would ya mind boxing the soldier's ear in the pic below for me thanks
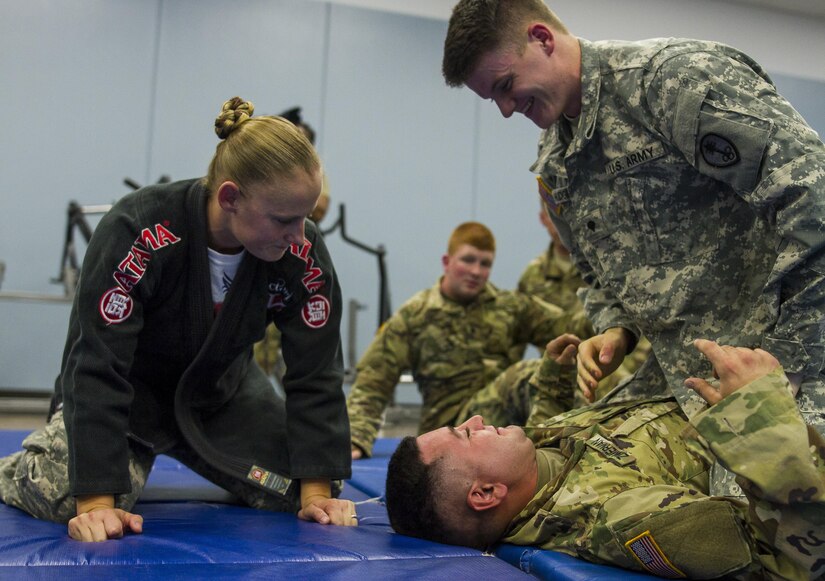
[467,482,508,512]
[527,23,555,55]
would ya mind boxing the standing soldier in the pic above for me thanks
[442,0,825,494]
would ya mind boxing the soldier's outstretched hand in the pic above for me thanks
[686,339,780,404]
[546,334,581,366]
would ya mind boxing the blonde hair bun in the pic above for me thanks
[214,96,255,139]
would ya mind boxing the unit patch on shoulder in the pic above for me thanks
[625,530,685,579]
[99,287,133,324]
[302,295,330,329]
[700,133,739,168]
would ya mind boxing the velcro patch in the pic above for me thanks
[247,465,292,496]
[604,141,666,175]
[585,434,635,466]
[694,110,770,192]
[700,133,739,167]
[626,530,685,578]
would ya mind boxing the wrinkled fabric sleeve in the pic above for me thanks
[646,50,825,378]
[525,355,577,425]
[689,369,825,577]
[277,226,350,480]
[61,209,151,496]
[515,291,595,347]
[551,213,640,344]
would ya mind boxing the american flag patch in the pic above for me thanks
[537,175,562,215]
[625,530,685,578]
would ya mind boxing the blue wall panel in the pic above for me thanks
[1,0,823,391]
[0,0,160,390]
[322,5,476,364]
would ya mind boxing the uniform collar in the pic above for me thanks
[530,38,601,199]
[427,278,498,309]
[573,38,601,150]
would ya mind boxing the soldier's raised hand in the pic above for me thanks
[686,339,780,404]
[576,327,630,403]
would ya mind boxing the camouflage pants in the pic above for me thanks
[0,410,154,523]
[254,325,286,384]
[456,345,651,430]
[456,359,572,426]
[0,410,301,523]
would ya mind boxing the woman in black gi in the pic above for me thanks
[0,97,354,541]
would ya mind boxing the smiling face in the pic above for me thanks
[417,415,536,486]
[464,25,581,129]
[440,243,494,303]
[211,168,321,261]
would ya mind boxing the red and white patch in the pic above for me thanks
[301,295,330,329]
[99,287,133,324]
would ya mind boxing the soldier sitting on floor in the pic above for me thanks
[347,221,592,459]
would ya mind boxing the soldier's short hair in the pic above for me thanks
[448,221,496,255]
[443,0,568,87]
[385,437,448,542]
[386,436,491,550]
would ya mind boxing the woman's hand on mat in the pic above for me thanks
[69,496,143,542]
[298,497,358,527]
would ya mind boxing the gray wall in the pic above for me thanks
[1,0,824,392]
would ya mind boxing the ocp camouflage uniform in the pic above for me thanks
[533,38,825,439]
[254,325,285,381]
[503,367,825,580]
[0,409,297,522]
[347,280,592,456]
[518,242,652,404]
[518,242,585,313]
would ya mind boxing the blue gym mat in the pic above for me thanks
[0,430,654,580]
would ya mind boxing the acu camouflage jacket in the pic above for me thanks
[532,38,825,430]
